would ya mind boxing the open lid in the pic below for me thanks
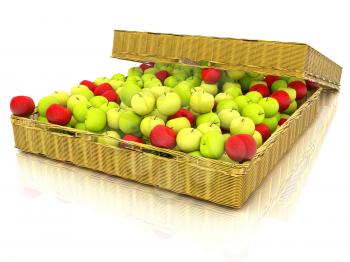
[111,30,342,90]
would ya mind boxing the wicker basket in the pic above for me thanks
[11,30,342,208]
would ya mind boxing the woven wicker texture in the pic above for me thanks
[112,30,342,90]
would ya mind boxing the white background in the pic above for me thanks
[1,0,349,261]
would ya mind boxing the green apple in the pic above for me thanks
[283,100,297,115]
[234,95,252,113]
[173,71,187,81]
[109,79,124,90]
[72,100,92,122]
[247,72,263,79]
[166,117,191,134]
[200,81,218,96]
[71,85,94,99]
[245,91,263,103]
[239,75,253,92]
[186,76,201,87]
[106,108,124,129]
[258,97,279,118]
[75,122,87,130]
[94,77,110,86]
[189,90,214,114]
[119,82,141,107]
[227,70,245,81]
[216,100,239,113]
[156,91,181,115]
[275,112,281,122]
[140,116,165,137]
[176,128,202,152]
[68,116,77,127]
[197,123,222,134]
[242,103,265,124]
[131,90,155,115]
[222,133,231,142]
[223,82,242,93]
[145,108,168,122]
[142,73,156,83]
[126,75,143,87]
[89,96,108,108]
[144,78,162,89]
[288,77,306,84]
[85,108,107,132]
[196,112,220,127]
[164,76,178,88]
[279,87,297,101]
[271,79,288,92]
[253,131,263,148]
[230,117,255,135]
[262,115,278,132]
[97,131,120,146]
[188,151,203,157]
[37,96,60,116]
[146,84,165,99]
[51,91,69,106]
[219,152,236,163]
[144,68,158,75]
[111,73,125,82]
[99,102,119,112]
[66,95,87,112]
[249,80,268,88]
[218,109,240,129]
[199,131,225,159]
[128,67,143,77]
[215,92,233,104]
[37,116,48,123]
[173,81,193,107]
[118,110,142,134]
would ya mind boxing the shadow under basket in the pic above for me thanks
[11,30,342,208]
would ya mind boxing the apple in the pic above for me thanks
[216,100,239,113]
[227,70,245,80]
[144,68,158,75]
[249,80,267,88]
[143,78,162,89]
[200,81,218,96]
[80,80,96,92]
[118,110,142,135]
[218,109,240,130]
[89,96,108,108]
[249,84,270,97]
[258,97,279,117]
[100,90,119,103]
[140,116,165,137]
[37,116,48,123]
[239,75,253,92]
[68,116,77,127]
[38,96,60,116]
[71,85,94,99]
[278,114,289,126]
[94,77,110,86]
[186,76,201,87]
[166,117,191,134]
[245,91,263,103]
[46,104,72,126]
[271,79,288,92]
[215,92,233,104]
[253,131,263,148]
[234,95,252,113]
[139,62,154,72]
[262,115,278,132]
[51,91,70,106]
[255,123,271,142]
[225,86,243,99]
[111,73,125,82]
[189,90,214,114]
[199,131,225,159]
[288,81,307,100]
[225,134,256,162]
[196,112,220,127]
[188,151,203,157]
[126,75,143,87]
[197,123,222,134]
[278,87,296,101]
[175,128,202,152]
[264,75,280,88]
[201,68,221,84]
[145,108,168,122]
[230,117,255,135]
[173,71,188,82]
[288,77,306,84]
[283,100,297,115]
[155,70,170,83]
[305,80,318,90]
[150,125,177,149]
[119,82,142,107]
[72,100,91,122]
[99,101,119,113]
[173,81,193,107]
[164,76,178,87]
[169,108,195,127]
[157,91,182,115]
[146,84,165,99]
[247,72,263,79]
[142,73,156,83]
[128,67,143,77]
[106,108,124,129]
[85,108,106,132]
[10,96,35,117]
[223,82,241,92]
[131,90,155,115]
[120,134,145,148]
[270,90,291,112]
[242,103,265,124]
[97,131,120,146]
[75,122,86,130]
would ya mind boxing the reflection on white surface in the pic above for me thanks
[16,91,338,256]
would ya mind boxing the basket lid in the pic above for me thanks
[111,30,342,90]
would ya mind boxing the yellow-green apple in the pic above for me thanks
[173,81,193,107]
[196,112,220,127]
[109,79,124,90]
[189,90,214,114]
[199,131,225,159]
[144,78,162,89]
[215,92,233,104]
[85,108,106,132]
[75,122,87,130]
[166,117,191,134]
[97,131,120,146]
[245,91,263,103]
[271,79,288,92]
[188,151,203,157]
[94,77,110,86]
[142,73,156,83]
[72,100,92,122]
[227,70,245,81]
[126,75,143,87]
[216,100,239,113]
[145,108,168,122]
[156,91,181,115]
[283,100,297,115]
[200,81,218,96]
[37,96,60,116]
[230,117,255,135]
[253,131,263,148]
[258,97,279,117]
[262,115,279,132]
[218,109,240,130]
[176,128,202,152]
[118,110,142,135]
[128,67,143,77]
[119,82,141,107]
[234,96,252,113]
[140,116,165,138]
[131,90,155,115]
[242,103,265,124]
[71,85,94,99]
[99,102,119,113]
[111,73,125,82]
[107,108,124,129]
[197,123,222,134]
[164,76,178,87]
[89,96,108,108]
[51,91,69,106]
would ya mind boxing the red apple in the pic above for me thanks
[225,134,257,162]
[119,134,145,148]
[46,104,72,125]
[94,83,113,96]
[201,68,221,84]
[278,118,288,126]
[255,123,271,142]
[249,84,270,97]
[264,75,280,88]
[155,70,170,84]
[270,90,291,112]
[305,79,318,90]
[80,80,96,92]
[150,125,177,149]
[10,96,35,117]
[169,108,195,127]
[102,90,120,103]
[139,62,155,72]
[288,81,307,100]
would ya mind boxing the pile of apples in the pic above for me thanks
[10,62,315,163]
